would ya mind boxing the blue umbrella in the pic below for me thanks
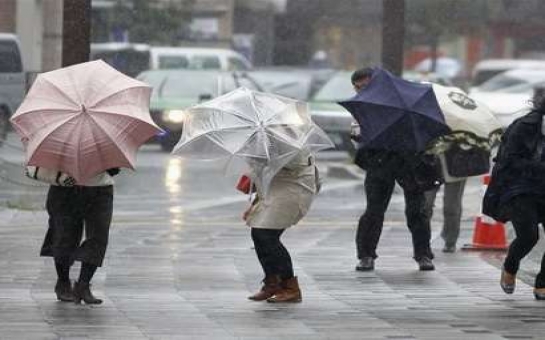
[339,68,450,151]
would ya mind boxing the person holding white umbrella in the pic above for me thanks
[424,85,502,253]
[173,87,334,302]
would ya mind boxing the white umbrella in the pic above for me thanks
[172,87,334,193]
[432,84,502,139]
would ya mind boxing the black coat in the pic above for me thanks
[483,110,545,222]
[354,147,442,192]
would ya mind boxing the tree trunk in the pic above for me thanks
[381,0,405,76]
[62,0,91,67]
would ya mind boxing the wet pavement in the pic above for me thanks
[0,136,544,340]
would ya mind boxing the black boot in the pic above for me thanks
[73,281,103,305]
[55,279,74,302]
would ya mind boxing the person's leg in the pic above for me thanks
[43,186,84,301]
[441,180,466,251]
[356,170,395,261]
[532,204,545,296]
[423,186,439,223]
[503,196,540,276]
[249,228,286,301]
[73,186,113,305]
[404,189,434,269]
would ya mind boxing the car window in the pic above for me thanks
[478,74,528,92]
[502,80,545,94]
[312,73,353,101]
[142,73,220,98]
[189,56,221,70]
[0,40,22,73]
[228,57,249,71]
[158,56,189,69]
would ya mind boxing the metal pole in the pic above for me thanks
[62,0,91,67]
[381,0,405,76]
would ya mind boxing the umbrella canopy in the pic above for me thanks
[432,84,502,139]
[338,68,450,152]
[10,60,162,183]
[172,87,334,192]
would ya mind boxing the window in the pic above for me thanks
[189,56,221,70]
[0,40,22,73]
[158,56,189,69]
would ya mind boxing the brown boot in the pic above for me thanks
[267,277,302,303]
[248,276,281,301]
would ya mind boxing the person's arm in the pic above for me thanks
[501,124,545,179]
[25,166,75,186]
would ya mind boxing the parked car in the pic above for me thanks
[469,69,545,127]
[137,69,262,151]
[470,59,545,91]
[0,33,25,143]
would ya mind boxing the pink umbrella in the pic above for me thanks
[10,60,162,184]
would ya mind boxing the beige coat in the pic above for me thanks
[246,151,317,229]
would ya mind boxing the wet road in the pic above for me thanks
[1,135,545,339]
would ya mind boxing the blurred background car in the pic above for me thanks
[469,69,545,127]
[470,59,545,92]
[247,67,335,101]
[137,69,262,151]
[0,33,24,143]
[412,56,463,80]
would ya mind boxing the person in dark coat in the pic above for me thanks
[497,89,545,300]
[350,68,438,272]
[25,166,119,305]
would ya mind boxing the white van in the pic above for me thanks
[149,47,252,71]
[0,33,25,141]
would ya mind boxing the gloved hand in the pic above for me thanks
[59,174,76,187]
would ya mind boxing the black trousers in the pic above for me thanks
[356,169,433,260]
[251,228,294,280]
[41,185,113,267]
[504,195,545,288]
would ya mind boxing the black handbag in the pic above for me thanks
[443,145,490,178]
[397,153,443,193]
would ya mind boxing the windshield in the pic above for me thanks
[312,72,353,101]
[140,72,220,98]
[479,74,528,92]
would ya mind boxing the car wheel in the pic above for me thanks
[0,107,10,147]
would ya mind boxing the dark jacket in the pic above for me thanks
[483,110,545,222]
[354,147,442,192]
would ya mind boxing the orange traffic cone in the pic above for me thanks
[462,175,508,251]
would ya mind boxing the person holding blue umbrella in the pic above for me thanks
[341,67,449,272]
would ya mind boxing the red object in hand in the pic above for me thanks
[236,175,253,194]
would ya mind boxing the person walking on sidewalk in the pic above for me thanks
[243,150,318,303]
[493,88,545,300]
[350,67,437,272]
[25,166,119,304]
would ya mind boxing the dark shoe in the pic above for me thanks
[73,281,103,305]
[267,277,302,303]
[248,276,281,301]
[54,279,74,302]
[534,288,545,300]
[500,270,516,294]
[355,257,374,271]
[442,244,456,253]
[416,257,435,271]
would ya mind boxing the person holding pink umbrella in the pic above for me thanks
[25,165,119,304]
[11,60,162,304]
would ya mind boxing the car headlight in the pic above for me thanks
[162,110,186,124]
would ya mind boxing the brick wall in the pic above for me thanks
[0,0,16,32]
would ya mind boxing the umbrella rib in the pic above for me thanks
[41,77,81,107]
[190,107,257,125]
[91,85,152,109]
[178,131,241,157]
[85,115,138,168]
